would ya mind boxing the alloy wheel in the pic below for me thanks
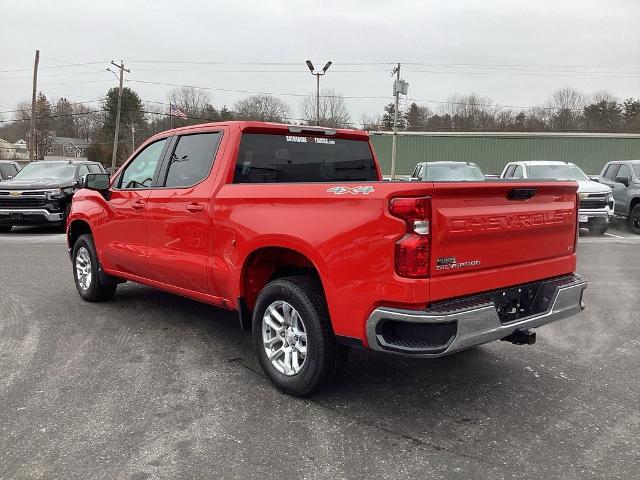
[75,246,92,291]
[262,300,308,376]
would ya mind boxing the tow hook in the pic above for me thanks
[501,328,536,345]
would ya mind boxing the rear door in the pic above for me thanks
[145,131,223,293]
[428,181,578,299]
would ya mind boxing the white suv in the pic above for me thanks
[500,161,614,235]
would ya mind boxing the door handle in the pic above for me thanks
[131,200,145,210]
[186,203,204,213]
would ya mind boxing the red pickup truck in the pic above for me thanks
[67,121,587,395]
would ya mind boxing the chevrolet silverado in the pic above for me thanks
[67,122,587,395]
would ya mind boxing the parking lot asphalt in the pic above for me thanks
[0,222,638,480]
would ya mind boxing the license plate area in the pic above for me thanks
[427,275,581,324]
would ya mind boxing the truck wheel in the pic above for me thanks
[631,205,640,235]
[252,275,346,396]
[72,234,117,302]
[588,219,608,235]
[0,226,11,233]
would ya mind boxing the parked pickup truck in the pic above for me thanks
[501,161,614,235]
[0,160,106,232]
[67,122,587,395]
[598,160,640,234]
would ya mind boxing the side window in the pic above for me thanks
[88,164,103,173]
[604,164,620,181]
[0,164,15,179]
[77,164,89,180]
[162,133,221,188]
[512,165,524,179]
[119,138,167,190]
[617,164,631,182]
[504,165,516,178]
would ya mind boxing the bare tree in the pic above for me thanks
[300,88,351,128]
[590,90,618,104]
[440,93,499,130]
[359,113,382,131]
[168,86,213,119]
[72,103,101,140]
[234,94,290,122]
[546,87,586,130]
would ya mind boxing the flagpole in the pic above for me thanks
[169,102,173,130]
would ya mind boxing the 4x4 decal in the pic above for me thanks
[327,186,375,195]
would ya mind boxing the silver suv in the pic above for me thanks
[599,160,640,234]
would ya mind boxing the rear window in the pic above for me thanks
[233,133,378,183]
[634,164,640,178]
[423,164,485,181]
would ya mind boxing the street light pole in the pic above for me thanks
[306,60,332,126]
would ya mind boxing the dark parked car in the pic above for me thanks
[599,160,640,234]
[0,160,105,232]
[410,161,487,181]
[0,160,20,181]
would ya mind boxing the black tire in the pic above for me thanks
[630,204,640,235]
[72,233,117,302]
[60,202,72,233]
[588,221,608,236]
[252,275,347,396]
[0,225,11,233]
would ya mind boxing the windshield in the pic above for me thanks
[527,164,589,181]
[13,162,77,181]
[423,164,486,181]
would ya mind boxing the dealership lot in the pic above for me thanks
[0,223,638,479]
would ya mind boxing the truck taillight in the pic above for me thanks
[389,196,431,278]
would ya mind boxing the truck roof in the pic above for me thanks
[153,121,369,140]
[511,160,573,166]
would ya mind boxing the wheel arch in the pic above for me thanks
[67,219,93,251]
[239,245,327,315]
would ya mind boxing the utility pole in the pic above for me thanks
[110,60,129,172]
[29,49,39,161]
[305,60,332,126]
[390,63,408,180]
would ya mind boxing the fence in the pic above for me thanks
[369,131,640,175]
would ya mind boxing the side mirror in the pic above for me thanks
[615,176,630,187]
[83,172,110,191]
[7,176,12,180]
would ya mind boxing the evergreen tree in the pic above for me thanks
[54,98,75,137]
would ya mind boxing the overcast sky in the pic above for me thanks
[2,0,640,123]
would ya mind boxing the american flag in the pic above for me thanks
[169,103,188,119]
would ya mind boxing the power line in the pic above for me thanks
[0,61,108,74]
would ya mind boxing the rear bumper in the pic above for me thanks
[366,274,587,357]
[0,208,64,225]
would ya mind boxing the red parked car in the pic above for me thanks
[67,121,587,395]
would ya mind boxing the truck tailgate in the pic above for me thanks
[428,181,578,300]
